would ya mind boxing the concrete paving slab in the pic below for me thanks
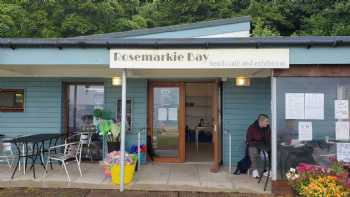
[168,164,200,186]
[133,163,171,185]
[0,163,270,194]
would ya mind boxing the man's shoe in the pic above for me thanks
[263,170,271,177]
[252,169,259,178]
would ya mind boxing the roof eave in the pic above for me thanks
[1,37,350,49]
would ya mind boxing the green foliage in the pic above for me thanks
[251,17,280,37]
[1,0,350,37]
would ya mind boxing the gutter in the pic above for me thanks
[1,37,350,49]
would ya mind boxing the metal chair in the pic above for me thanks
[0,140,15,169]
[44,140,83,182]
[258,149,271,191]
[79,132,93,161]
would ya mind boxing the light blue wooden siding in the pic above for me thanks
[222,78,271,166]
[0,78,62,137]
[290,47,350,64]
[0,48,108,65]
[126,22,250,39]
[0,78,147,147]
[104,78,147,163]
[104,79,147,150]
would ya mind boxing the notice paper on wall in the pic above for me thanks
[168,108,178,121]
[158,108,167,121]
[336,121,350,140]
[305,93,324,120]
[298,121,313,141]
[285,93,305,119]
[337,143,350,162]
[335,100,349,120]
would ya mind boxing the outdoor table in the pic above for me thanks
[4,133,62,179]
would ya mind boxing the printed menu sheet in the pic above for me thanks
[304,93,324,120]
[158,108,167,121]
[337,143,350,162]
[336,121,350,140]
[168,108,178,121]
[298,121,313,141]
[335,100,349,120]
[285,93,305,119]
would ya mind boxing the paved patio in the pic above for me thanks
[0,162,270,194]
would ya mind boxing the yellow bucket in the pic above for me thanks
[111,163,136,185]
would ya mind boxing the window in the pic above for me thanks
[0,89,25,112]
[68,84,104,133]
[276,77,350,179]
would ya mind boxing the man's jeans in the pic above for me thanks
[248,146,269,174]
[248,146,260,171]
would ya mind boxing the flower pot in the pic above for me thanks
[107,141,120,152]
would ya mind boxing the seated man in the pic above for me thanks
[246,114,271,178]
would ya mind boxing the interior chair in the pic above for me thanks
[44,140,83,182]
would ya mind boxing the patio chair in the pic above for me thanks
[0,140,15,169]
[66,132,94,161]
[43,141,83,182]
[79,132,93,161]
[1,136,33,174]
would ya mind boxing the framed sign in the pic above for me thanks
[117,98,132,132]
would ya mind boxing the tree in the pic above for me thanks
[252,17,280,37]
[1,0,350,38]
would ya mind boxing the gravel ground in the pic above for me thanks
[0,188,274,197]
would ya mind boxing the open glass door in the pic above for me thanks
[149,82,185,162]
[211,80,221,172]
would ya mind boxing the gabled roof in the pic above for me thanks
[75,16,251,39]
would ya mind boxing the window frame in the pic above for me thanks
[0,89,25,112]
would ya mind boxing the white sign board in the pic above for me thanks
[335,100,349,119]
[305,93,324,120]
[158,108,167,121]
[168,108,178,121]
[336,121,350,140]
[286,93,305,119]
[109,49,289,69]
[298,121,313,141]
[337,143,350,162]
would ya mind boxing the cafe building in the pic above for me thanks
[1,16,350,192]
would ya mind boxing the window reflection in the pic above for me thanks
[276,78,350,179]
[68,84,104,160]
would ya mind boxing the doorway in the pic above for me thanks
[148,81,186,162]
[148,80,221,168]
[185,82,214,162]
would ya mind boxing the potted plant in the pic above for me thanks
[93,109,121,152]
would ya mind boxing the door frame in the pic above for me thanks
[147,80,221,166]
[147,81,186,163]
[211,79,221,172]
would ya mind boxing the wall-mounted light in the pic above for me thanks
[112,76,121,86]
[235,76,250,87]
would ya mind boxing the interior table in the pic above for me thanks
[195,126,212,152]
[4,133,62,179]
